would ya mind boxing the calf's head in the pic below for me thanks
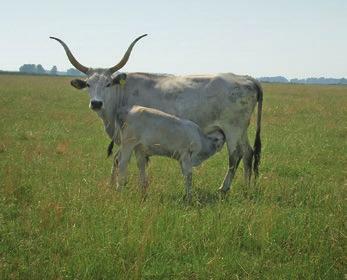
[207,130,225,153]
[191,130,225,167]
[50,34,147,111]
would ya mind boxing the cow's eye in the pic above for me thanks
[106,83,111,88]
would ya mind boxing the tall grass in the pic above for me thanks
[0,75,346,279]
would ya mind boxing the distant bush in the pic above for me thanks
[258,76,289,83]
[19,64,39,74]
[66,68,84,77]
[50,66,58,75]
[17,64,84,77]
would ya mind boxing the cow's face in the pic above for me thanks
[50,34,146,111]
[70,72,127,111]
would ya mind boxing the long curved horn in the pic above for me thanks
[49,36,89,74]
[108,34,147,74]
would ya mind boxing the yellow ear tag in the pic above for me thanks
[119,79,126,88]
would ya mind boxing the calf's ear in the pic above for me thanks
[112,73,127,86]
[71,79,87,89]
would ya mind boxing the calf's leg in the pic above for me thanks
[180,153,193,202]
[134,146,149,196]
[117,144,134,191]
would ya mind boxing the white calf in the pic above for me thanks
[114,105,225,200]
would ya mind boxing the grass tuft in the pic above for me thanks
[0,76,346,279]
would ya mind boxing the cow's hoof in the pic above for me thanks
[140,191,148,202]
[218,187,229,199]
[183,194,192,204]
[109,180,117,188]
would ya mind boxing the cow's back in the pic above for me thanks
[126,73,259,133]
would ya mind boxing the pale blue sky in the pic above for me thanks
[1,0,346,78]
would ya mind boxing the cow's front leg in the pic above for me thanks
[110,149,120,186]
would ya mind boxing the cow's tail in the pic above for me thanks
[253,81,263,178]
[107,140,114,158]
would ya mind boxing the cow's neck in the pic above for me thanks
[97,86,129,140]
[98,109,116,139]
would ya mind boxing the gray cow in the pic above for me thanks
[114,105,225,200]
[50,34,263,193]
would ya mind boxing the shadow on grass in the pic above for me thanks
[162,182,265,208]
[195,188,226,205]
[163,187,230,207]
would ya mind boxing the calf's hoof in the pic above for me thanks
[116,184,126,192]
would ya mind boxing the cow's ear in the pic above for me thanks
[71,79,87,89]
[112,73,127,86]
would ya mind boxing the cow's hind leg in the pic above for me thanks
[240,132,253,187]
[219,128,243,194]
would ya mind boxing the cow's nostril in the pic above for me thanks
[90,100,103,110]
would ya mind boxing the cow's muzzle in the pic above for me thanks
[90,100,103,111]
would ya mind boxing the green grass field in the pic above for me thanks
[0,74,346,279]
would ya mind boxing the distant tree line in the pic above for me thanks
[290,77,347,85]
[18,64,84,77]
[5,65,347,85]
[258,76,347,85]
